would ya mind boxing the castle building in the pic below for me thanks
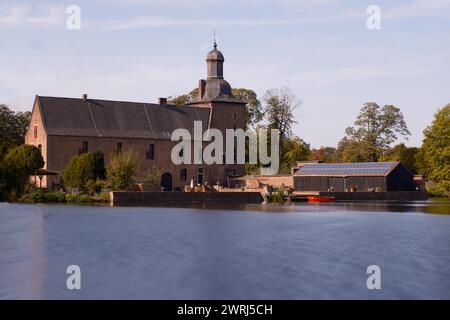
[25,43,247,190]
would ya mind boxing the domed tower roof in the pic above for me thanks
[187,40,245,105]
[206,42,224,62]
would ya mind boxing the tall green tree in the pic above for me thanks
[421,104,450,196]
[1,144,44,200]
[0,104,31,163]
[0,104,31,147]
[340,103,410,161]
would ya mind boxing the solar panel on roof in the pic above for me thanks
[295,162,398,176]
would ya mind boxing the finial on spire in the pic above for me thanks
[213,28,217,49]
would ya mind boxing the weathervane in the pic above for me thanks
[213,28,217,49]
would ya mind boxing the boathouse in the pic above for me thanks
[293,162,417,192]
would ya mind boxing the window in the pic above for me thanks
[180,168,187,181]
[38,144,42,154]
[33,126,38,139]
[82,141,88,154]
[146,143,155,159]
[117,142,123,153]
[197,167,204,185]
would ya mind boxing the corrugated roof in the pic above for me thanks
[294,162,400,177]
[37,96,211,139]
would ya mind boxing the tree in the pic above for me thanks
[168,88,199,106]
[107,151,139,191]
[379,143,419,174]
[62,151,106,192]
[0,104,31,146]
[342,103,410,161]
[1,144,44,199]
[280,137,310,172]
[421,104,450,196]
[263,87,299,155]
[336,137,370,162]
[309,147,337,163]
[232,88,263,128]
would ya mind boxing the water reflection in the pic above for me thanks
[114,199,450,215]
[0,200,449,299]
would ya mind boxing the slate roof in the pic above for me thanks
[36,96,211,140]
[294,162,400,177]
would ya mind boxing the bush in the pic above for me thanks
[427,181,450,198]
[20,189,66,203]
[66,193,93,203]
[62,151,106,192]
[107,151,139,191]
[96,191,110,202]
[143,166,161,191]
[267,190,285,203]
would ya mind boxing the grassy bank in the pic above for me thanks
[19,189,110,204]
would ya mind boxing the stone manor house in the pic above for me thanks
[25,42,247,191]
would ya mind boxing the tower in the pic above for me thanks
[187,39,247,181]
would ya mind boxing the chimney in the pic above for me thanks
[198,79,206,99]
[82,94,88,102]
[158,97,167,107]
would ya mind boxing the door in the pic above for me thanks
[161,172,172,191]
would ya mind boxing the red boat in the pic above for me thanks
[307,196,336,202]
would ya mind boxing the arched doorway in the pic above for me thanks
[161,172,172,191]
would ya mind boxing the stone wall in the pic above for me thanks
[110,191,264,206]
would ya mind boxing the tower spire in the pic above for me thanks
[213,29,217,49]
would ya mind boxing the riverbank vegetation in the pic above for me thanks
[14,149,141,203]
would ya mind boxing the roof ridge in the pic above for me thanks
[37,95,193,108]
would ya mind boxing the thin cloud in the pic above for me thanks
[0,4,65,28]
[383,0,450,19]
[100,13,361,31]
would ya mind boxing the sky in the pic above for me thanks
[1,0,449,148]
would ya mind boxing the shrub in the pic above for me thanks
[62,151,106,192]
[427,181,450,198]
[20,189,66,203]
[66,193,93,203]
[143,166,161,191]
[107,151,139,191]
[267,190,285,203]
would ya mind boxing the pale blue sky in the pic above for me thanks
[1,0,449,148]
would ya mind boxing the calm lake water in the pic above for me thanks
[1,200,449,299]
